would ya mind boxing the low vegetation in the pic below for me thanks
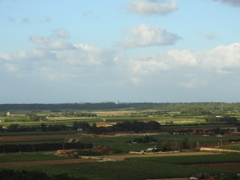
[5,154,240,180]
[0,154,71,163]
[1,103,240,179]
[220,144,240,151]
[0,169,86,180]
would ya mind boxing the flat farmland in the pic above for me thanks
[0,159,95,168]
[0,151,216,168]
[0,134,80,142]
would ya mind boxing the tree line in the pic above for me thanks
[1,117,239,134]
[61,111,97,117]
[0,123,68,132]
[205,115,237,123]
[1,102,240,112]
[72,120,161,134]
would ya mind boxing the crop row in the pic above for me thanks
[0,154,71,163]
[0,142,92,153]
[126,153,240,165]
[8,159,232,180]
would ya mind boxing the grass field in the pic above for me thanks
[126,153,240,165]
[1,133,240,152]
[0,110,207,127]
[66,134,240,153]
[220,144,240,150]
[0,153,71,163]
[0,109,240,179]
[5,154,239,180]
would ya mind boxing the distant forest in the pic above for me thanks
[1,102,240,112]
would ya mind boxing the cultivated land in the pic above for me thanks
[1,105,240,179]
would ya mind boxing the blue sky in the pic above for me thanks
[0,0,240,103]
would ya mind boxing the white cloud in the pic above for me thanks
[115,24,182,48]
[181,78,208,88]
[1,28,240,90]
[213,0,240,7]
[198,32,219,41]
[199,43,240,69]
[48,40,73,50]
[4,63,18,71]
[130,77,142,86]
[216,69,231,74]
[29,35,74,50]
[168,49,198,66]
[126,0,178,16]
[0,33,119,82]
[124,43,240,87]
[52,28,70,39]
[29,36,49,45]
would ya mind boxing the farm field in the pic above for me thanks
[194,163,240,173]
[1,132,240,152]
[0,153,72,163]
[0,134,79,143]
[219,144,240,150]
[3,153,240,180]
[1,105,240,179]
[0,109,239,129]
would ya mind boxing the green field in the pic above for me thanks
[126,153,240,164]
[0,153,71,163]
[220,144,240,150]
[4,154,239,180]
[79,134,240,152]
[0,108,240,179]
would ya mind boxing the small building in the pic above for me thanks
[146,148,157,152]
[77,128,83,132]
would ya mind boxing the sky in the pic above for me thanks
[0,0,240,103]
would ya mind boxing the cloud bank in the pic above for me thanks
[1,28,240,89]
